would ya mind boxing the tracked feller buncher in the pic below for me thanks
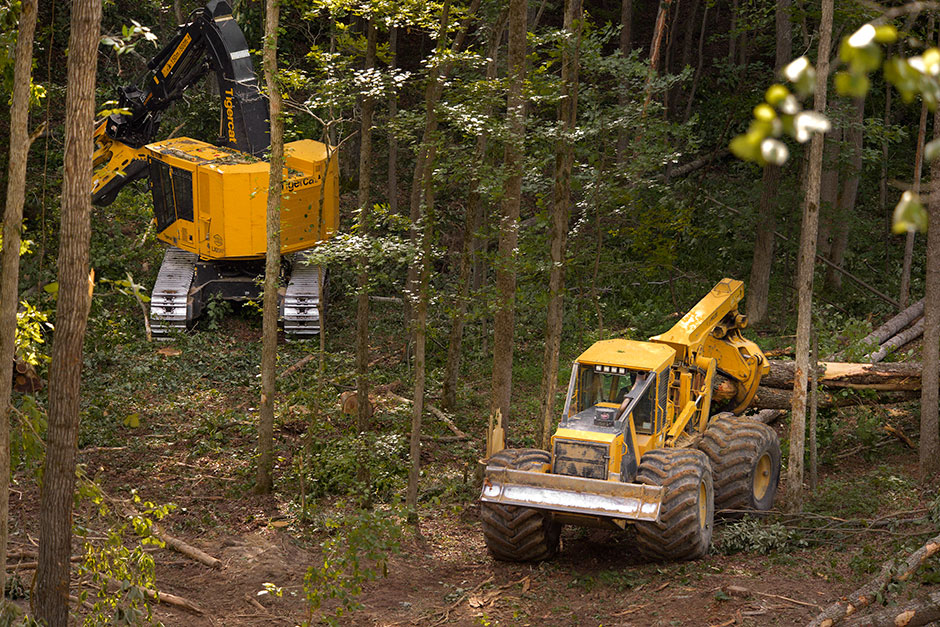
[91,0,339,338]
[480,279,781,562]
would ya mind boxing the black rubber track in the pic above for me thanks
[480,449,561,562]
[634,448,714,562]
[698,413,781,516]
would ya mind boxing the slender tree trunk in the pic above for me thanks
[257,0,283,495]
[616,0,633,161]
[388,26,398,214]
[826,98,864,290]
[35,0,101,621]
[0,0,38,602]
[785,0,831,514]
[404,0,479,332]
[746,0,791,325]
[921,102,940,480]
[620,0,632,54]
[643,0,673,111]
[728,0,738,61]
[902,35,931,308]
[683,3,709,123]
[882,83,892,274]
[356,19,377,501]
[538,0,581,449]
[441,18,505,411]
[407,144,435,517]
[490,0,527,433]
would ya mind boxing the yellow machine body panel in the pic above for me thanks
[576,338,675,372]
[650,278,745,362]
[145,137,339,260]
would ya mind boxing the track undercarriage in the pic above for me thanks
[149,247,323,339]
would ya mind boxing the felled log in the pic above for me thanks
[857,299,924,351]
[844,589,940,627]
[760,360,922,391]
[808,531,940,627]
[738,385,917,410]
[864,318,924,363]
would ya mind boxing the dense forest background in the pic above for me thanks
[2,0,940,624]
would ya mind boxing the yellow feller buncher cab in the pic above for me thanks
[480,279,781,562]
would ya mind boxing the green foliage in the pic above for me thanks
[10,395,45,475]
[204,294,233,332]
[303,506,401,626]
[75,485,174,626]
[717,517,806,555]
[303,432,408,500]
[14,299,51,366]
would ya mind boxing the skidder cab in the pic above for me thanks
[481,279,781,563]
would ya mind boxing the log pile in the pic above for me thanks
[715,360,922,410]
[852,298,924,363]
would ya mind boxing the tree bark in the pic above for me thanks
[388,26,398,214]
[356,19,377,501]
[900,78,931,309]
[538,0,580,449]
[760,360,923,390]
[921,113,940,478]
[0,0,38,602]
[643,0,673,112]
[746,0,791,324]
[256,0,282,496]
[786,0,832,513]
[844,590,940,627]
[826,98,865,290]
[35,0,102,621]
[489,0,527,434]
[809,530,940,627]
[864,318,923,364]
[441,15,505,412]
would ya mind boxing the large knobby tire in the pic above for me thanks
[698,413,781,516]
[634,448,714,562]
[480,448,561,562]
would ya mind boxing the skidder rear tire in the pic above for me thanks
[634,448,713,562]
[698,413,781,516]
[480,449,561,562]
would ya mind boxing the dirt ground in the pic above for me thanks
[7,441,874,626]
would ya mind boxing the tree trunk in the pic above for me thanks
[728,0,738,61]
[826,98,865,290]
[35,0,101,622]
[407,144,435,517]
[388,26,398,214]
[0,0,38,601]
[683,2,709,123]
[643,0,673,112]
[901,74,931,309]
[921,104,940,478]
[619,0,632,54]
[882,84,893,274]
[441,17,504,412]
[747,0,791,325]
[489,0,526,435]
[538,0,581,449]
[616,0,633,160]
[356,19,378,501]
[786,0,832,513]
[844,590,940,627]
[256,0,283,495]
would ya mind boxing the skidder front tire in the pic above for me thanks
[480,448,561,562]
[634,448,714,562]
[698,413,781,516]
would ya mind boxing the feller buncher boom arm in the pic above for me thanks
[92,0,269,206]
[650,278,769,414]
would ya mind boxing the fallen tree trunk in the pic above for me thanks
[860,298,924,348]
[808,530,940,627]
[864,318,924,363]
[761,360,923,390]
[744,386,918,410]
[844,589,940,627]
